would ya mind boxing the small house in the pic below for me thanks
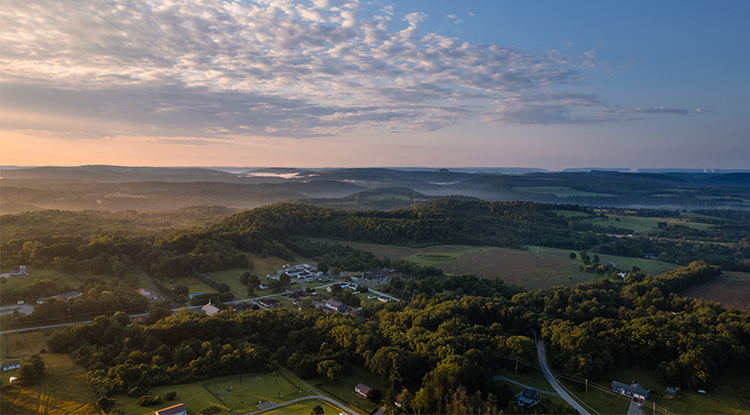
[202,303,221,316]
[259,298,281,309]
[189,292,203,299]
[516,388,541,407]
[355,383,373,398]
[155,403,187,415]
[136,288,151,296]
[611,381,649,401]
[324,299,347,313]
[2,360,21,371]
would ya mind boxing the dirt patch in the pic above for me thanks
[681,271,750,311]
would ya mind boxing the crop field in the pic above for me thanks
[313,239,678,290]
[680,271,750,311]
[116,371,313,414]
[512,186,616,198]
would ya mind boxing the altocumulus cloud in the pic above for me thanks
[0,0,693,139]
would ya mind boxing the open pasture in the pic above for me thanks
[680,271,750,311]
[588,211,714,232]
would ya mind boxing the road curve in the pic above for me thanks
[534,332,591,415]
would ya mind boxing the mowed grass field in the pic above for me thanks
[115,371,314,414]
[1,329,98,414]
[312,239,678,290]
[680,271,750,311]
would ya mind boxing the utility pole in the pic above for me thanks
[585,379,588,401]
[515,357,518,377]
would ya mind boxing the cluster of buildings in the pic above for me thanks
[352,268,395,287]
[269,264,330,283]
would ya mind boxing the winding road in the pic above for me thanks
[534,331,591,415]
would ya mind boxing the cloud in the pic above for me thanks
[0,0,691,139]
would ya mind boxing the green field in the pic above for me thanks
[1,329,99,415]
[115,371,314,414]
[513,186,616,198]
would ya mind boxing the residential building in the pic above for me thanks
[611,381,649,401]
[516,388,541,407]
[325,299,347,313]
[355,383,373,398]
[2,360,21,371]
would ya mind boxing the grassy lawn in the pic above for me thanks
[0,267,133,292]
[208,268,253,295]
[513,186,616,198]
[558,378,630,415]
[495,367,557,393]
[604,366,750,415]
[161,276,219,296]
[313,365,386,414]
[115,371,314,414]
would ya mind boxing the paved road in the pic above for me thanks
[492,375,560,397]
[246,395,359,415]
[534,332,591,415]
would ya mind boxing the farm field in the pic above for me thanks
[587,211,714,232]
[513,186,616,198]
[680,271,750,311]
[312,239,678,290]
[115,371,314,414]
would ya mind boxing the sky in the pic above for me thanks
[1,0,748,170]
